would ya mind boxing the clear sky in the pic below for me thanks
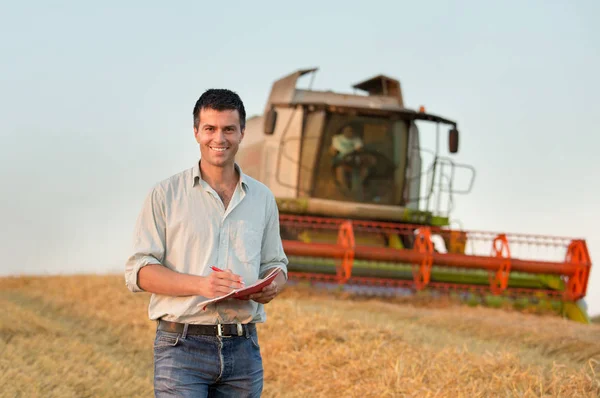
[1,1,598,316]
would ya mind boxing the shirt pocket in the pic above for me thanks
[231,220,262,265]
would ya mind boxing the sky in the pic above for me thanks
[1,1,598,315]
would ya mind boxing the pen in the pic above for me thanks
[210,266,245,286]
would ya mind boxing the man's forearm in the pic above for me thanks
[138,264,204,297]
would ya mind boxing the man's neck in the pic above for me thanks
[199,160,239,189]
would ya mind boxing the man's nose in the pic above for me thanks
[213,130,227,142]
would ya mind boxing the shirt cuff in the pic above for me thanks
[125,256,161,293]
[261,264,288,281]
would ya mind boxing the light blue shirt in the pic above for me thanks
[124,161,288,324]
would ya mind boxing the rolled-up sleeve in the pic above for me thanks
[124,186,166,293]
[260,195,289,280]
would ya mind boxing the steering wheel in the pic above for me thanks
[336,148,396,180]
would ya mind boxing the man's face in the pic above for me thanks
[194,108,244,169]
[342,126,354,138]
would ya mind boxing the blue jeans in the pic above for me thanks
[153,326,263,397]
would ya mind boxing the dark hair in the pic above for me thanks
[193,89,246,130]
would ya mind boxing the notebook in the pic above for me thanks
[197,267,283,310]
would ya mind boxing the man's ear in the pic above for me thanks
[240,128,245,142]
[193,125,200,143]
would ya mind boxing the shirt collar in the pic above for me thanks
[192,160,249,192]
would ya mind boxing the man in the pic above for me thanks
[330,124,364,159]
[329,124,369,192]
[125,89,288,397]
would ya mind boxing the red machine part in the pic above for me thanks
[412,228,433,290]
[280,215,592,301]
[564,240,592,301]
[489,234,511,295]
[336,221,355,283]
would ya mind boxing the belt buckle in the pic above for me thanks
[217,323,243,337]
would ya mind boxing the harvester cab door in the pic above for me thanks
[404,121,422,211]
[298,110,327,196]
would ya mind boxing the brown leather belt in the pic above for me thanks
[157,320,256,337]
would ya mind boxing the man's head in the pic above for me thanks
[193,89,246,130]
[341,125,355,139]
[193,89,246,169]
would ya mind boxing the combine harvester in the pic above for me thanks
[236,68,593,323]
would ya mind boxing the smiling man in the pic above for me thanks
[125,89,288,397]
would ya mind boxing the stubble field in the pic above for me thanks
[1,275,599,397]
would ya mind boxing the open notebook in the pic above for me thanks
[197,267,283,310]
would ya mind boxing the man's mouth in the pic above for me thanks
[209,146,229,152]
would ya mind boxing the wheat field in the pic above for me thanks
[1,274,599,397]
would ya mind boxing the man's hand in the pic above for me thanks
[239,271,286,304]
[243,281,280,304]
[201,269,244,298]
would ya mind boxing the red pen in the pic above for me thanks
[211,266,245,286]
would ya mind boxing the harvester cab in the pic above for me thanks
[236,68,593,323]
